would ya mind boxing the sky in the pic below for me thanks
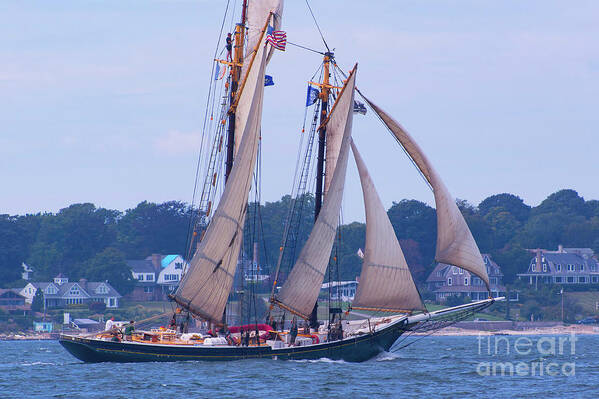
[1,0,598,222]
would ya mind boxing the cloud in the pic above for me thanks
[153,130,201,155]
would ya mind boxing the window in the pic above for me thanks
[453,267,457,275]
[579,277,586,283]
[581,265,585,271]
[96,285,107,294]
[175,262,183,270]
[69,287,80,296]
[448,278,453,286]
[543,264,547,272]
[557,264,562,272]
[137,275,143,280]
[567,264,574,272]
[567,277,575,283]
[436,271,442,277]
[464,278,469,286]
[144,286,153,293]
[459,268,463,274]
[555,277,562,283]
[146,274,154,281]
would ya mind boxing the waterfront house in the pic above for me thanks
[0,289,30,315]
[20,275,121,309]
[320,281,358,301]
[426,254,508,302]
[157,254,188,297]
[126,254,188,301]
[517,245,599,285]
[127,257,161,301]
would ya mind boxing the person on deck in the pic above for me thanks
[105,316,115,332]
[226,33,233,61]
[124,320,135,340]
[169,316,177,331]
[289,319,298,346]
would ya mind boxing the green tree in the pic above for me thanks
[84,247,134,295]
[116,201,192,258]
[31,289,44,312]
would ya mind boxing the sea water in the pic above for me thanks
[3,335,598,398]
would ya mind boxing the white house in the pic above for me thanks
[21,262,34,281]
[157,255,188,295]
[20,275,121,309]
[320,281,358,302]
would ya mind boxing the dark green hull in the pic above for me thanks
[59,320,414,363]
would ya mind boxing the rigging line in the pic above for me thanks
[287,41,325,55]
[185,0,233,260]
[304,0,330,53]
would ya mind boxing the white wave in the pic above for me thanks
[374,351,400,362]
[21,361,55,366]
[290,357,347,364]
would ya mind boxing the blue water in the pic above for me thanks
[3,335,598,398]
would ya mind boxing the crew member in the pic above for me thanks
[124,320,135,341]
[226,33,233,61]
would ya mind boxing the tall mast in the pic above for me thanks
[314,52,332,220]
[309,51,333,329]
[225,0,248,182]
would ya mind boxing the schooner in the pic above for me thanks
[60,0,500,363]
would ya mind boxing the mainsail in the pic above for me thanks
[351,140,425,312]
[172,42,269,323]
[235,0,284,153]
[274,66,357,318]
[361,95,490,289]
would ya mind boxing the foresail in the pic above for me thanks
[351,140,425,312]
[323,71,353,196]
[172,44,269,324]
[362,96,490,289]
[235,0,284,153]
[274,66,357,318]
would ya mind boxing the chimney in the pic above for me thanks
[558,244,564,253]
[79,278,87,290]
[151,254,163,272]
[535,249,542,272]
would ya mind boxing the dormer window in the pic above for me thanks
[96,285,107,294]
[581,264,585,271]
[147,274,154,281]
[452,267,457,275]
[448,277,453,286]
[459,268,463,275]
[557,264,562,272]
[175,262,183,270]
[464,278,469,286]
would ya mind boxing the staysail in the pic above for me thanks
[351,140,425,312]
[235,0,284,154]
[274,66,357,318]
[361,95,490,288]
[172,42,269,323]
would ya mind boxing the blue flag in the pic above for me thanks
[264,75,274,87]
[214,63,221,80]
[353,100,367,115]
[306,85,319,106]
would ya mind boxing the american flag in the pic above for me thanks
[266,30,287,51]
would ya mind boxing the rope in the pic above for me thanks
[287,41,325,55]
[304,0,330,53]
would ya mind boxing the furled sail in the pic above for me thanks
[274,66,357,318]
[235,1,284,153]
[351,140,425,312]
[171,43,269,323]
[323,101,343,196]
[361,95,490,289]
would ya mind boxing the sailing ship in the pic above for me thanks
[60,0,501,363]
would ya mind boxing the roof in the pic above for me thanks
[86,282,122,298]
[544,252,585,265]
[161,254,179,268]
[127,260,155,273]
[435,285,505,293]
[0,289,26,299]
[73,318,100,325]
[321,281,358,289]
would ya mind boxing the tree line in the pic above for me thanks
[1,189,598,294]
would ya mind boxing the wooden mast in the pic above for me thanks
[225,0,248,182]
[309,51,333,329]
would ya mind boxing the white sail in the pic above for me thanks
[274,66,357,318]
[172,43,269,323]
[324,98,344,196]
[235,1,284,154]
[362,96,490,288]
[351,140,425,312]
